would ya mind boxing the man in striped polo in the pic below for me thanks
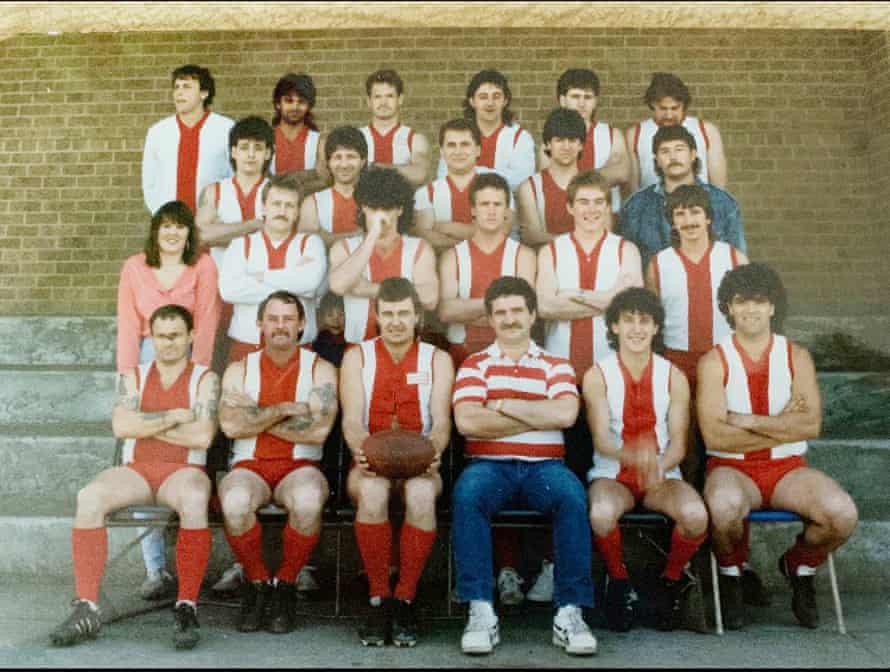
[451,276,597,657]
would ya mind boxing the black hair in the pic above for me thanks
[484,275,537,316]
[717,263,788,333]
[149,304,194,333]
[229,116,275,174]
[557,68,601,97]
[643,72,691,110]
[145,201,199,268]
[652,125,702,179]
[462,69,515,125]
[324,125,368,163]
[257,289,305,323]
[272,73,318,129]
[171,64,215,108]
[353,167,414,234]
[542,107,586,156]
[438,117,481,148]
[605,287,665,353]
[468,171,510,207]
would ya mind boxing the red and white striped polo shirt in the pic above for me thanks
[122,361,210,467]
[709,333,808,462]
[453,341,578,460]
[231,348,322,463]
[527,169,574,235]
[358,337,436,436]
[360,124,415,166]
[312,187,359,235]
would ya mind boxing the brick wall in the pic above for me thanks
[0,28,886,317]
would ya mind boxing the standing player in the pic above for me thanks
[270,73,329,193]
[298,126,367,247]
[328,167,438,344]
[698,264,858,630]
[437,69,535,193]
[452,276,596,657]
[142,64,234,215]
[438,171,536,367]
[50,305,220,650]
[517,108,586,247]
[340,278,454,647]
[218,173,328,363]
[540,68,630,212]
[414,119,515,251]
[218,290,338,634]
[584,288,708,632]
[196,116,274,270]
[360,69,431,189]
[627,72,727,192]
[618,124,745,270]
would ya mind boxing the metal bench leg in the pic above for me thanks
[827,552,846,635]
[710,551,724,635]
[446,531,453,617]
[334,526,342,617]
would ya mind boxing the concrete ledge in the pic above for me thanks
[0,317,115,367]
[0,368,116,424]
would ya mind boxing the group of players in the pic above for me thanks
[48,63,858,656]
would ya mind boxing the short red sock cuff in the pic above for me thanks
[225,521,269,582]
[354,520,393,599]
[176,527,212,603]
[716,520,749,569]
[275,526,320,584]
[784,532,829,574]
[72,527,108,604]
[594,526,629,580]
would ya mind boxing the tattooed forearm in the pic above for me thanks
[197,377,221,420]
[279,408,314,432]
[310,383,337,417]
[114,376,139,410]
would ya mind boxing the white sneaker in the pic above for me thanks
[296,565,320,592]
[553,605,597,656]
[140,569,175,600]
[461,601,500,655]
[526,560,554,602]
[211,563,243,593]
[497,567,525,606]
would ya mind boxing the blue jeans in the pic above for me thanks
[452,458,594,608]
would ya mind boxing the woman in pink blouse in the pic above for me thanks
[116,200,221,374]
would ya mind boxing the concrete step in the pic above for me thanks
[0,317,115,367]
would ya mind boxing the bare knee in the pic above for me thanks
[704,486,747,530]
[589,497,623,537]
[282,484,326,521]
[676,499,709,537]
[176,479,211,520]
[403,479,437,519]
[221,486,255,531]
[820,490,859,541]
[75,483,112,524]
[356,479,390,520]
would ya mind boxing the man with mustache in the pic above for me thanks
[359,69,431,189]
[617,125,746,271]
[218,290,339,634]
[270,73,329,194]
[218,173,328,363]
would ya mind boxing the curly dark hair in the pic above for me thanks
[354,167,415,234]
[605,287,665,353]
[717,263,788,333]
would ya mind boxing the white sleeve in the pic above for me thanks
[504,130,536,193]
[141,126,161,214]
[436,157,447,180]
[414,184,432,212]
[217,238,273,304]
[264,235,329,299]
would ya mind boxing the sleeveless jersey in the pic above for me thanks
[587,352,683,482]
[359,337,435,436]
[545,231,626,376]
[341,235,424,344]
[653,241,739,353]
[210,176,268,268]
[272,125,319,175]
[634,116,710,189]
[231,348,322,463]
[122,361,209,467]
[579,121,622,213]
[528,169,574,235]
[447,238,520,346]
[709,333,808,461]
[312,187,359,235]
[360,124,415,166]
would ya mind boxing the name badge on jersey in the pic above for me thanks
[406,371,430,386]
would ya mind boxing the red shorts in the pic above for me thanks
[615,466,647,502]
[233,458,319,491]
[707,455,807,505]
[125,462,205,494]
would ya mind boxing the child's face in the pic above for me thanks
[320,306,345,334]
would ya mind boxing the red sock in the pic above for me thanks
[354,521,392,598]
[784,532,829,575]
[716,520,749,570]
[394,525,437,602]
[176,528,212,603]
[275,526,320,584]
[663,528,707,581]
[225,521,269,582]
[493,527,521,571]
[72,527,107,603]
[594,526,629,580]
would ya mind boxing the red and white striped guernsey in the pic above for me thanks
[452,341,578,460]
[360,124,415,166]
[709,333,808,461]
[359,337,435,436]
[419,176,474,225]
[231,347,322,463]
[634,116,710,189]
[578,121,622,213]
[545,231,626,377]
[478,123,525,170]
[273,125,320,175]
[447,238,520,348]
[341,235,425,344]
[528,169,574,235]
[587,352,683,482]
[312,187,359,235]
[209,176,268,268]
[652,241,740,354]
[122,361,210,467]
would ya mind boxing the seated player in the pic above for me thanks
[298,126,368,248]
[340,277,454,647]
[328,167,438,344]
[50,305,220,650]
[698,264,858,629]
[584,287,707,632]
[452,276,596,657]
[218,291,338,634]
[518,108,587,247]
